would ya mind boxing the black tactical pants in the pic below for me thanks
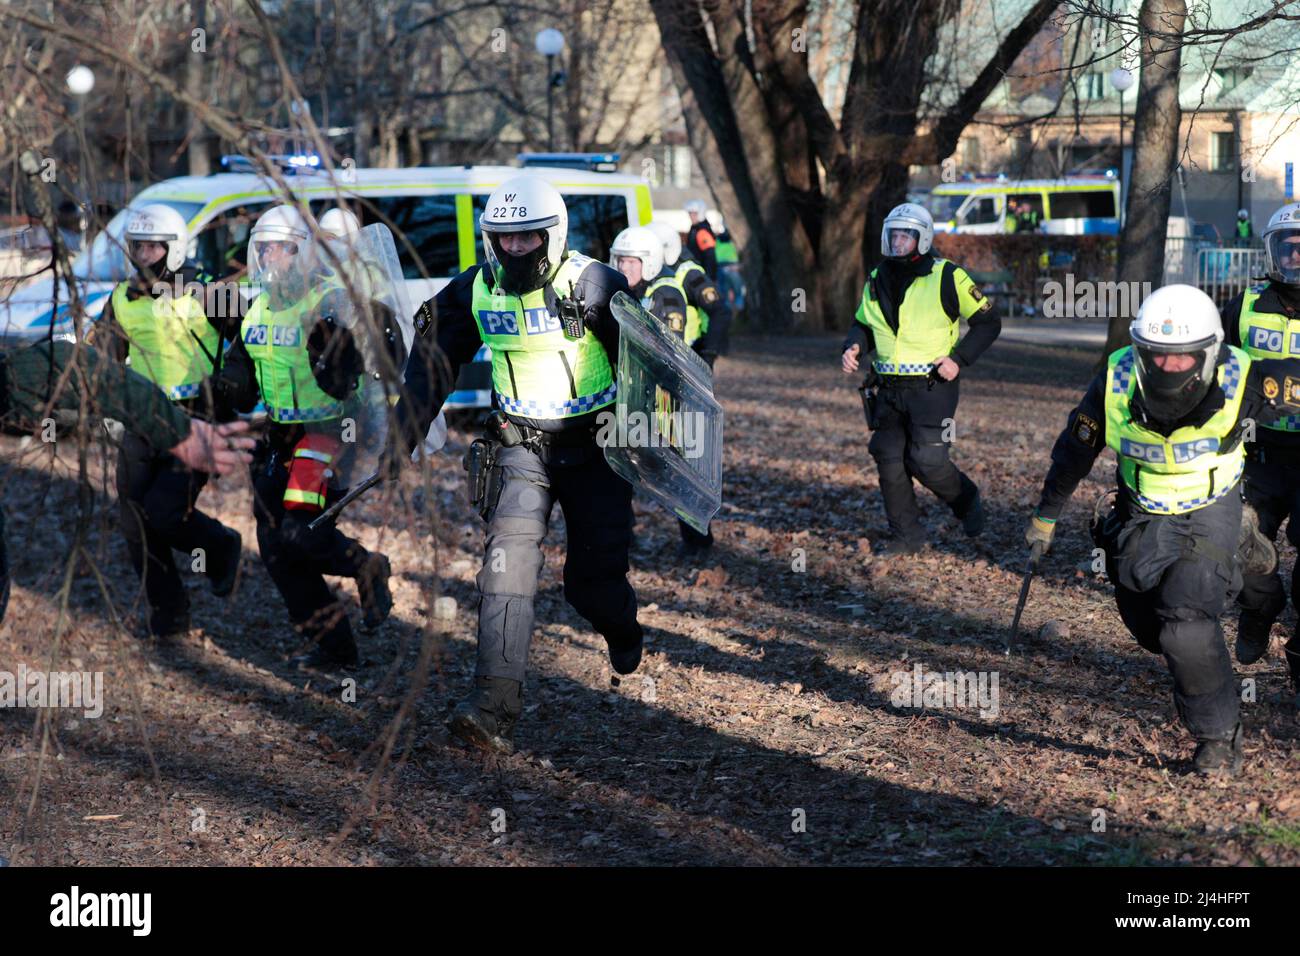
[1106,491,1242,742]
[251,443,372,657]
[117,431,236,615]
[1236,447,1300,683]
[475,438,639,682]
[866,377,978,543]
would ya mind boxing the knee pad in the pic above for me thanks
[904,440,952,476]
[1159,618,1232,697]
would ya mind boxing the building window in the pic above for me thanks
[1210,131,1236,172]
[1083,72,1107,100]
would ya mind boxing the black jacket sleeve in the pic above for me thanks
[209,336,259,417]
[1241,358,1300,426]
[682,268,730,357]
[1035,371,1108,521]
[393,264,485,452]
[1222,292,1246,348]
[570,259,631,369]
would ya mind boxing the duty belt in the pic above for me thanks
[877,372,937,389]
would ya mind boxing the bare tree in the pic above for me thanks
[649,0,1061,332]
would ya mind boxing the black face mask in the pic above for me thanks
[490,232,551,295]
[1135,347,1212,424]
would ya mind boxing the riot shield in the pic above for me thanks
[601,291,723,534]
[261,222,414,490]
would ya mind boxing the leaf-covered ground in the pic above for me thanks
[3,331,1299,866]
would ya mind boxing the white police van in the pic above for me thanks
[2,153,653,411]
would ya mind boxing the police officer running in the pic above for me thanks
[1025,284,1300,775]
[391,175,643,754]
[1227,202,1300,692]
[841,202,1001,555]
[92,204,244,637]
[215,205,394,671]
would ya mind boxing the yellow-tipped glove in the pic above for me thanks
[1025,512,1056,553]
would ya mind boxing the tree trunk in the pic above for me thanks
[185,0,209,176]
[1106,0,1188,356]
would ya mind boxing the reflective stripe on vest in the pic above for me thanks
[112,283,220,402]
[470,252,615,421]
[645,273,699,344]
[1236,286,1299,432]
[674,260,708,342]
[1103,345,1249,515]
[240,286,345,424]
[857,259,958,376]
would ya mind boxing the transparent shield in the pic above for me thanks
[601,291,722,533]
[267,222,415,489]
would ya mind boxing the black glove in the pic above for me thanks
[307,318,364,400]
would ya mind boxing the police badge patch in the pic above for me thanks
[702,287,719,305]
[968,286,992,312]
[1264,376,1280,400]
[1073,412,1101,447]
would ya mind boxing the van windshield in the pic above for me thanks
[71,200,206,281]
[928,193,966,223]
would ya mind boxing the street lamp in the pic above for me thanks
[1110,67,1135,218]
[535,28,566,151]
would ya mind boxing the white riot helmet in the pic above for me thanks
[1262,202,1300,287]
[609,226,664,287]
[248,204,315,293]
[1129,284,1224,422]
[124,203,189,275]
[320,207,361,241]
[480,176,568,294]
[1238,208,1249,221]
[684,199,708,219]
[881,202,934,259]
[648,220,682,269]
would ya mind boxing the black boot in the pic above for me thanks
[358,552,393,630]
[956,481,985,537]
[606,621,644,675]
[1235,611,1273,666]
[208,527,243,598]
[149,604,192,641]
[873,535,926,558]
[291,611,359,671]
[1192,724,1244,777]
[448,676,523,754]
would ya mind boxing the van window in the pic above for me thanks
[1049,190,1116,218]
[364,195,461,279]
[471,193,628,264]
[929,193,965,223]
[961,196,1001,226]
[193,202,271,280]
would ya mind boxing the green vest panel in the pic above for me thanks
[857,260,958,376]
[241,286,344,423]
[716,239,738,265]
[471,253,616,420]
[674,260,709,343]
[1236,286,1300,432]
[113,283,220,402]
[1103,345,1249,515]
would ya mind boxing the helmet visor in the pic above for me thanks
[885,227,920,258]
[1266,228,1300,285]
[1133,345,1213,421]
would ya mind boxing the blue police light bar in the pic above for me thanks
[518,152,621,172]
[219,153,322,174]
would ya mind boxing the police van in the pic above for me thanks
[1,153,653,410]
[929,175,1121,236]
